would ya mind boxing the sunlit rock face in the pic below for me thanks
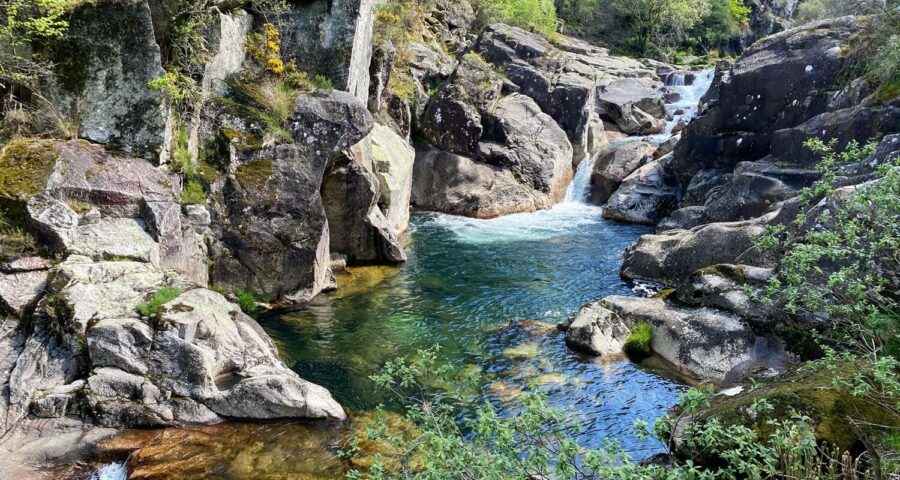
[40,0,171,162]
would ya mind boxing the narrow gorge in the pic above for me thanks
[0,0,897,478]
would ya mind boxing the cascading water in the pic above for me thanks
[90,462,127,480]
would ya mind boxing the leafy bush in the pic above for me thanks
[342,346,886,479]
[478,0,560,39]
[623,321,652,359]
[136,288,182,319]
[180,179,206,205]
[236,290,257,314]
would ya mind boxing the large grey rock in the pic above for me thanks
[411,148,545,218]
[211,91,373,302]
[596,78,666,135]
[620,200,796,286]
[672,17,862,181]
[602,159,678,225]
[41,0,171,161]
[478,94,574,202]
[564,301,631,356]
[590,140,656,204]
[600,296,775,382]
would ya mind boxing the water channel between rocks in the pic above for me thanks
[90,70,715,480]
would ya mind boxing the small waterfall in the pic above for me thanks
[563,153,599,204]
[90,462,128,480]
[668,73,686,86]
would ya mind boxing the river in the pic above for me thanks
[90,70,715,480]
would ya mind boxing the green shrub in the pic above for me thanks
[208,284,228,295]
[623,321,652,358]
[236,290,257,314]
[136,287,182,319]
[478,0,559,39]
[180,179,206,205]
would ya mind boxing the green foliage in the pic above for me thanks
[0,0,71,88]
[346,347,884,479]
[180,179,206,206]
[478,0,560,39]
[135,287,182,319]
[622,321,652,359]
[759,138,896,357]
[236,290,257,314]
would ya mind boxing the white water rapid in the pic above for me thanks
[429,68,714,244]
[90,462,128,480]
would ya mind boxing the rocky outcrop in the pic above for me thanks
[211,91,373,301]
[0,139,208,286]
[411,147,545,218]
[589,140,656,204]
[672,17,862,182]
[568,295,780,382]
[41,0,172,162]
[0,256,344,438]
[474,24,658,160]
[414,54,574,216]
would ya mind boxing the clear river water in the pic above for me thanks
[89,70,715,480]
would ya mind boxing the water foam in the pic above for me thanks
[90,462,128,480]
[425,68,715,244]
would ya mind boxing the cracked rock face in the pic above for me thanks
[0,257,345,439]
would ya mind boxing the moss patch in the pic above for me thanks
[692,363,900,452]
[623,321,652,360]
[0,137,57,199]
[234,159,274,188]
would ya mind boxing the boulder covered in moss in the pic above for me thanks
[674,364,900,458]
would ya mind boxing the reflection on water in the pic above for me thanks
[259,207,685,458]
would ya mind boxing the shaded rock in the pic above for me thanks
[322,150,406,264]
[700,169,800,223]
[620,200,796,286]
[41,0,171,161]
[766,105,900,167]
[657,206,708,232]
[601,295,774,382]
[680,169,732,207]
[674,264,775,326]
[602,159,678,225]
[211,91,373,302]
[590,140,656,204]
[564,301,630,356]
[673,17,862,181]
[411,148,544,218]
